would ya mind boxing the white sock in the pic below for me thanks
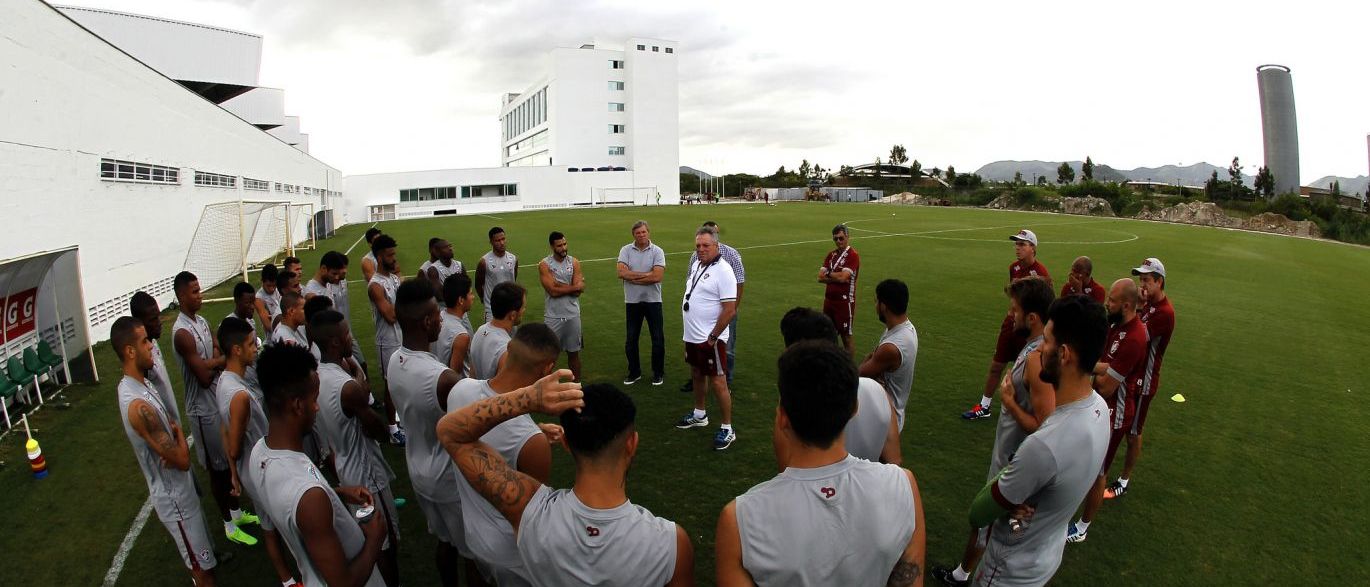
[230,508,243,521]
[1118,477,1130,488]
[979,396,992,409]
[693,408,706,419]
[721,424,733,432]
[224,520,237,534]
[388,424,400,434]
[952,565,970,582]
[1076,519,1091,532]
[283,580,299,587]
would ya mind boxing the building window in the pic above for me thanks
[652,46,659,52]
[609,102,625,112]
[609,81,625,90]
[194,171,236,188]
[610,60,624,69]
[637,44,645,50]
[243,178,269,191]
[609,124,625,134]
[665,47,673,54]
[609,146,625,156]
[506,184,517,196]
[99,158,179,184]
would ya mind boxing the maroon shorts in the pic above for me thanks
[1101,426,1127,474]
[823,298,855,336]
[684,340,727,377]
[993,315,1027,364]
[1129,392,1156,436]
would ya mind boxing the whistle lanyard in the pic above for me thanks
[684,258,719,310]
[828,247,850,273]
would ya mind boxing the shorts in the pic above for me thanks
[993,315,1027,364]
[1101,426,1127,474]
[1129,392,1156,436]
[415,493,471,557]
[823,297,855,336]
[377,343,399,378]
[546,316,583,353]
[684,340,727,377]
[191,414,228,471]
[161,512,218,572]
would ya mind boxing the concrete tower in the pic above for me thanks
[1256,65,1300,197]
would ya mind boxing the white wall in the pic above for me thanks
[56,5,262,88]
[625,37,680,204]
[223,87,286,129]
[1,0,341,341]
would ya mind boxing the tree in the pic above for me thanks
[1254,165,1275,198]
[1036,175,1048,186]
[1082,157,1095,182]
[1013,171,1024,186]
[945,165,957,185]
[874,157,882,178]
[1057,162,1075,184]
[910,159,923,178]
[1228,157,1242,186]
[679,172,701,194]
[1331,180,1342,198]
[889,144,908,167]
[799,159,812,180]
[839,165,853,177]
[1204,170,1221,200]
[929,167,941,179]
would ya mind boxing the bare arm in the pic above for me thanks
[735,282,744,306]
[709,300,737,340]
[538,262,580,297]
[361,257,376,283]
[572,259,585,292]
[616,261,639,281]
[426,266,444,293]
[340,379,387,442]
[887,469,926,587]
[1000,351,1056,433]
[448,333,471,377]
[225,391,251,493]
[173,328,218,388]
[368,282,396,324]
[516,432,552,484]
[254,298,272,330]
[1093,361,1121,398]
[667,524,696,587]
[632,265,665,285]
[820,268,854,284]
[300,487,385,587]
[859,342,903,381]
[880,393,904,465]
[435,368,461,415]
[715,501,755,586]
[129,398,191,471]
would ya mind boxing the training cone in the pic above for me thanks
[27,438,48,479]
[1170,393,1186,403]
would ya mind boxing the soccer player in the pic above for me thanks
[1067,278,1148,543]
[675,228,739,451]
[213,318,296,586]
[680,221,745,391]
[1061,256,1105,303]
[250,344,387,587]
[421,237,465,296]
[539,231,585,382]
[311,252,370,379]
[110,316,218,586]
[439,378,695,586]
[446,323,564,586]
[310,310,401,586]
[471,282,526,380]
[962,295,1111,586]
[859,279,919,433]
[819,224,860,356]
[303,252,343,302]
[172,271,259,546]
[131,291,181,427]
[476,226,519,323]
[964,229,1050,421]
[780,307,901,464]
[271,292,315,358]
[617,220,667,386]
[386,278,479,586]
[255,263,282,330]
[228,282,262,337]
[277,270,302,298]
[367,234,407,447]
[1108,258,1176,499]
[283,256,303,278]
[932,276,1055,587]
[715,341,924,585]
[361,227,382,283]
[433,273,475,377]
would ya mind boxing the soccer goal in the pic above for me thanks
[183,200,316,289]
[595,186,659,207]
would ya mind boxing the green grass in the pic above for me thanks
[2,202,1368,585]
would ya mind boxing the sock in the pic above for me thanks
[283,580,299,587]
[230,508,243,522]
[1118,477,1130,488]
[952,565,970,582]
[721,424,732,432]
[1076,519,1091,532]
[979,396,992,409]
[224,520,237,535]
[693,408,706,420]
[388,424,400,434]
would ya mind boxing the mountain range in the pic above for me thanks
[973,160,1253,188]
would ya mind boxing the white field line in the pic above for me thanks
[343,222,380,255]
[104,436,196,585]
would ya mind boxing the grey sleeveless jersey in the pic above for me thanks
[736,455,915,586]
[256,287,281,319]
[990,335,1045,478]
[423,259,463,285]
[118,376,199,522]
[225,310,262,338]
[330,281,352,321]
[846,377,893,462]
[303,278,330,301]
[213,371,268,478]
[448,379,541,577]
[876,320,919,432]
[173,312,217,417]
[250,440,384,587]
[368,272,402,348]
[148,343,181,426]
[481,250,519,305]
[432,311,473,377]
[470,323,512,380]
[542,254,579,318]
[317,362,395,493]
[518,486,678,587]
[386,347,460,503]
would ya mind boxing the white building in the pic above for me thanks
[344,38,680,222]
[1,0,339,348]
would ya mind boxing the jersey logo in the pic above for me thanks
[819,487,836,499]
[1110,341,1120,355]
[585,526,600,537]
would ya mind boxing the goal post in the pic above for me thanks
[184,199,317,290]
[595,186,658,207]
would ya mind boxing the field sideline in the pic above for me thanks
[1,202,1366,585]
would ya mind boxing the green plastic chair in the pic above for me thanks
[6,355,38,405]
[24,347,49,380]
[0,365,16,429]
[37,340,63,368]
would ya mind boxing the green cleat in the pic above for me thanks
[234,511,261,526]
[225,526,258,546]
[393,497,407,508]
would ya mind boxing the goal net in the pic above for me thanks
[183,200,315,289]
[595,186,658,207]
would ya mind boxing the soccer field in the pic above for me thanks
[2,202,1367,585]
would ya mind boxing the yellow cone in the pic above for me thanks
[1170,393,1186,403]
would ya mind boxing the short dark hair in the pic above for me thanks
[303,295,333,322]
[261,263,279,284]
[256,344,318,417]
[283,256,301,268]
[832,224,848,235]
[875,279,909,315]
[308,309,347,352]
[561,383,636,460]
[507,322,561,369]
[1048,295,1108,373]
[488,226,505,240]
[130,291,157,316]
[442,273,472,308]
[1009,276,1055,324]
[109,316,144,360]
[548,231,565,245]
[371,234,397,258]
[395,278,436,324]
[365,227,382,243]
[277,270,298,287]
[428,237,441,250]
[233,281,256,300]
[490,282,526,319]
[320,251,346,270]
[217,316,256,357]
[779,307,838,346]
[173,271,197,294]
[280,291,304,313]
[777,340,858,448]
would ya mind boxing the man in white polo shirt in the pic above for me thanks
[675,227,739,451]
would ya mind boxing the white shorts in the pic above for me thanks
[160,512,218,572]
[191,414,228,471]
[545,316,583,353]
[415,493,470,557]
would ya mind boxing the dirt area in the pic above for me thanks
[1135,201,1321,238]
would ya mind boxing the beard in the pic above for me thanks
[1107,310,1123,326]
[875,307,886,324]
[1039,347,1061,387]
[1014,324,1030,338]
[382,259,397,273]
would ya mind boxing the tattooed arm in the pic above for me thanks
[887,468,926,587]
[128,398,191,471]
[436,369,583,532]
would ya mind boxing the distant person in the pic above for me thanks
[361,227,383,283]
[439,379,695,586]
[539,231,586,382]
[471,282,526,380]
[818,224,860,356]
[1107,258,1176,499]
[250,344,387,587]
[859,279,919,433]
[228,281,262,337]
[421,237,465,297]
[110,316,218,586]
[255,263,281,329]
[715,341,924,586]
[367,234,407,447]
[131,291,180,426]
[271,292,315,358]
[963,229,1050,421]
[1061,256,1105,303]
[308,252,370,380]
[432,273,475,377]
[675,228,739,451]
[680,221,744,392]
[303,251,343,302]
[617,220,667,385]
[476,226,519,323]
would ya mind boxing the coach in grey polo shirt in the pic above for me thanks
[616,220,667,385]
[683,221,744,389]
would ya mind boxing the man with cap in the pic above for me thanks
[1106,258,1176,500]
[963,229,1050,421]
[1061,256,1106,304]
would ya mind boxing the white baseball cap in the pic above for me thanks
[1131,257,1166,279]
[1009,229,1038,246]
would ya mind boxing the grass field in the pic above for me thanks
[2,202,1368,585]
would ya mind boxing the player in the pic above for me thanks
[366,234,407,447]
[110,316,218,586]
[1107,258,1176,499]
[271,292,318,359]
[282,256,302,278]
[471,282,526,380]
[255,263,281,330]
[361,228,382,283]
[131,291,181,427]
[715,341,924,586]
[1061,256,1105,303]
[819,224,860,356]
[859,279,919,433]
[616,220,667,386]
[227,282,261,337]
[475,226,519,323]
[675,228,739,451]
[539,231,585,382]
[277,270,302,298]
[432,273,475,377]
[964,229,1050,420]
[420,237,465,297]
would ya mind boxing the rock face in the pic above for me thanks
[1135,201,1321,238]
[1060,197,1115,217]
[878,192,949,206]
[982,194,1114,217]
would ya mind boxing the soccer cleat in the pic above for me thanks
[961,404,992,420]
[652,374,665,386]
[1066,521,1088,543]
[234,511,260,526]
[623,374,642,385]
[226,526,259,546]
[713,428,736,450]
[675,413,709,429]
[393,497,407,508]
[1104,479,1128,499]
[930,566,969,587]
[389,428,408,447]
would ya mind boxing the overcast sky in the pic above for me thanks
[61,0,1370,180]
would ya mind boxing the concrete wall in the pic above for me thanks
[625,37,680,204]
[223,87,286,129]
[1257,65,1301,196]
